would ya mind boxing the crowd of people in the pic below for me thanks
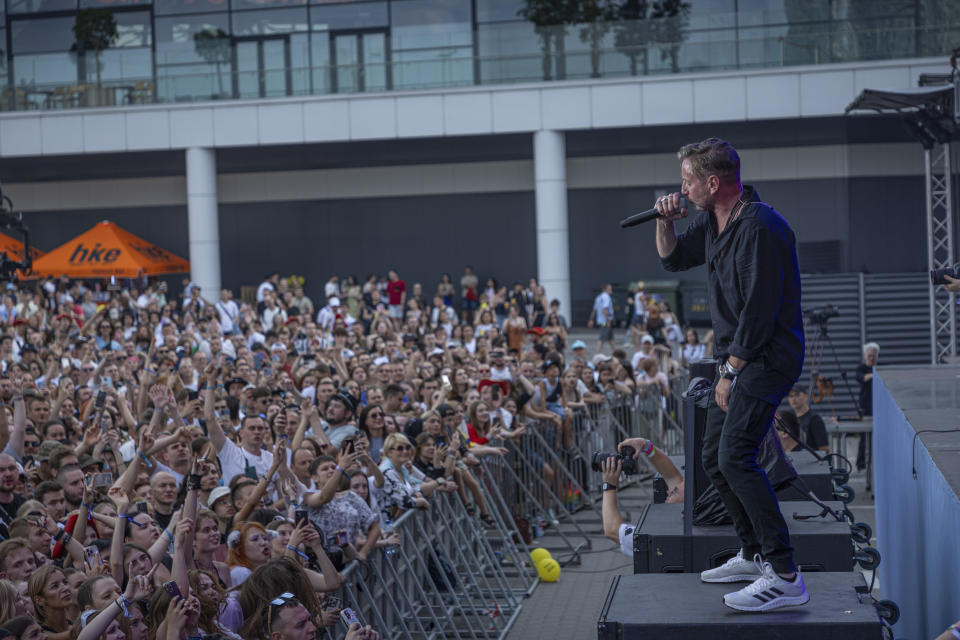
[0,266,708,640]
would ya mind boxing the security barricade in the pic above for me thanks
[328,491,526,640]
[324,380,689,638]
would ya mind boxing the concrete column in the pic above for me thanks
[185,147,221,297]
[533,130,571,323]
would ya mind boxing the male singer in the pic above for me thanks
[654,138,807,611]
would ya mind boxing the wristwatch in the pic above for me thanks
[601,482,618,492]
[719,360,741,381]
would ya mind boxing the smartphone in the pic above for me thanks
[93,472,113,488]
[163,581,182,600]
[324,595,341,611]
[135,501,149,515]
[102,376,112,388]
[294,509,308,524]
[84,545,101,569]
[332,530,349,547]
[441,374,451,387]
[94,390,107,410]
[340,608,361,628]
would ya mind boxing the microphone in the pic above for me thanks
[619,196,688,228]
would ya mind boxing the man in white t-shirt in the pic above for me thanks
[202,367,273,484]
[215,289,240,335]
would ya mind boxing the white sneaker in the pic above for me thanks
[700,549,763,583]
[723,555,810,612]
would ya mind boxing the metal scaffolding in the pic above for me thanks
[925,143,956,362]
[846,50,959,363]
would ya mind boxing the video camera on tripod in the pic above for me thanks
[805,304,839,325]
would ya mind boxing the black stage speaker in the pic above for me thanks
[598,572,883,640]
[652,452,835,503]
[632,502,854,574]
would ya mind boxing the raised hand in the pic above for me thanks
[124,565,156,602]
[148,384,168,409]
[107,486,130,511]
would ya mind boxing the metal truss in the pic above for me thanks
[925,143,957,363]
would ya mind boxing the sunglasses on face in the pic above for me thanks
[392,444,412,452]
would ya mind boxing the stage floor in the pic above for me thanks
[876,364,960,496]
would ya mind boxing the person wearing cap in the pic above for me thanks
[316,296,340,335]
[488,350,512,382]
[630,334,656,371]
[784,386,829,453]
[324,393,360,449]
[207,486,236,536]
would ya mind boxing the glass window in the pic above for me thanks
[475,0,522,23]
[0,30,7,84]
[154,0,227,15]
[114,10,152,46]
[310,2,388,30]
[477,21,541,83]
[7,0,76,14]
[391,0,472,49]
[310,30,330,93]
[10,16,76,54]
[155,13,231,101]
[231,6,308,34]
[736,0,787,27]
[155,13,230,64]
[13,52,77,85]
[685,0,735,30]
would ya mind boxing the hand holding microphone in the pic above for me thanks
[619,193,689,228]
[655,193,689,223]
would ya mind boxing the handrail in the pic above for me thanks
[1,21,957,112]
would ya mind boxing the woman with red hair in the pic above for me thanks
[225,522,271,587]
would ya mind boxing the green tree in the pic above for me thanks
[577,0,617,77]
[614,0,651,75]
[73,8,118,99]
[519,0,579,80]
[193,28,232,98]
[648,0,690,73]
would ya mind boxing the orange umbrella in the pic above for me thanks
[0,232,44,262]
[28,221,189,279]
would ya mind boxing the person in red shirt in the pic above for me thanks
[386,269,406,329]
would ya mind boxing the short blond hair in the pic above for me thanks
[382,433,412,455]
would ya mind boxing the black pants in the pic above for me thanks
[701,382,796,573]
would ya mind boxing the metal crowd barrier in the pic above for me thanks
[327,491,526,640]
[323,380,689,639]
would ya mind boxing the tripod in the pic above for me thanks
[805,317,869,490]
[806,319,863,419]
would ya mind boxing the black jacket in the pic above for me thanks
[661,186,804,403]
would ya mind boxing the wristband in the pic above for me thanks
[135,450,153,468]
[286,544,309,561]
[335,465,349,479]
[188,474,202,491]
[62,532,72,546]
[646,444,657,459]
[116,596,131,617]
[163,529,174,543]
[53,529,65,542]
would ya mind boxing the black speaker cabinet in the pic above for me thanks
[632,502,854,574]
[652,452,835,503]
